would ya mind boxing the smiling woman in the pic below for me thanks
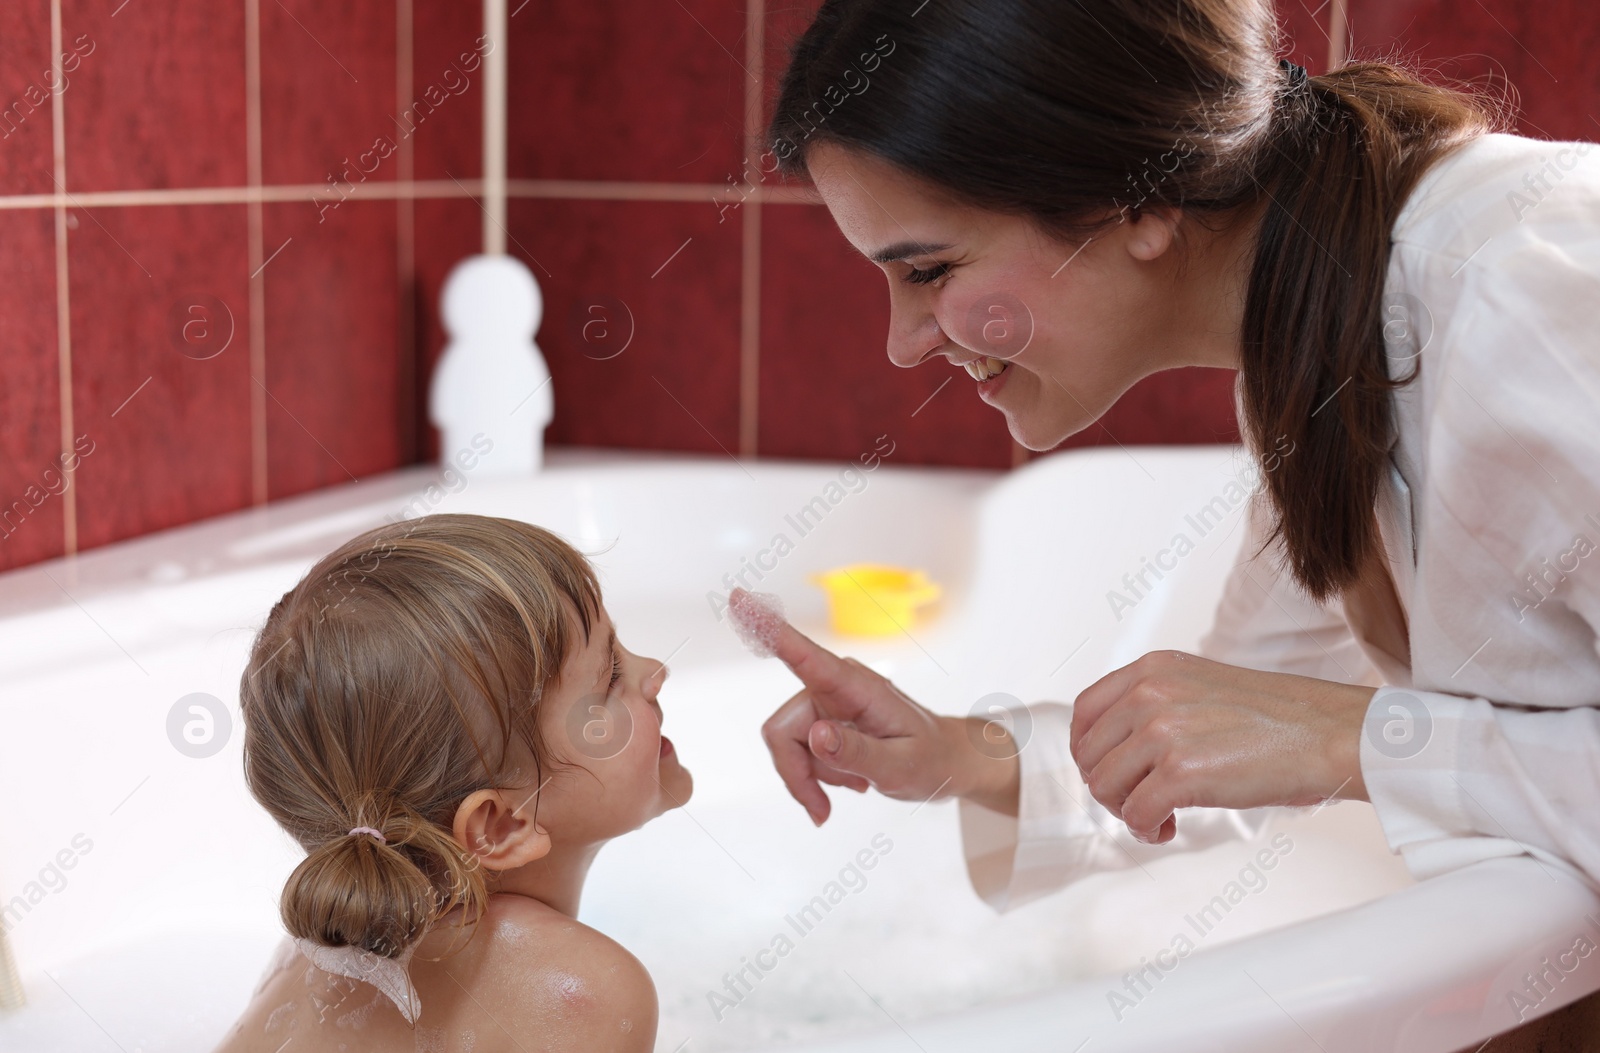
[769,0,1490,603]
[753,2,1600,1042]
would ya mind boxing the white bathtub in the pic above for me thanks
[0,445,1596,1052]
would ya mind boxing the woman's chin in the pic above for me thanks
[1003,401,1097,452]
[1003,410,1064,452]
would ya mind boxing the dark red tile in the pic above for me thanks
[63,0,247,191]
[413,196,486,462]
[763,0,822,127]
[0,209,64,569]
[1346,0,1600,141]
[260,1,397,187]
[1051,367,1240,453]
[503,197,742,453]
[263,200,402,499]
[411,2,485,182]
[759,202,1012,470]
[761,0,823,185]
[1277,0,1333,73]
[506,0,746,183]
[68,205,253,551]
[0,0,57,195]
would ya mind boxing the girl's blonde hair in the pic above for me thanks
[239,514,602,960]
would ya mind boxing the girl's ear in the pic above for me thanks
[452,787,552,871]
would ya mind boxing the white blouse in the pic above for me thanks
[960,132,1600,910]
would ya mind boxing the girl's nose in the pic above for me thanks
[647,660,670,695]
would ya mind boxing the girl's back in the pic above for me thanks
[216,896,656,1052]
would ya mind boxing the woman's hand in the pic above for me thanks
[738,588,1020,825]
[1070,650,1375,844]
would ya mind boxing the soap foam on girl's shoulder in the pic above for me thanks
[728,590,786,658]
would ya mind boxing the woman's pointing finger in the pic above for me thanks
[729,587,845,691]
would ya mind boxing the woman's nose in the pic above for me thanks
[885,300,946,369]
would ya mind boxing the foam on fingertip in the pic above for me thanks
[728,589,786,658]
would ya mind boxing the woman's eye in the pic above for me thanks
[902,262,950,286]
[609,653,623,687]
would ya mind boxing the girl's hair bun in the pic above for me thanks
[280,801,483,959]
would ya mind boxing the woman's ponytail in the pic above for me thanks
[1238,62,1490,602]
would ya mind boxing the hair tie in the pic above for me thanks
[1278,58,1310,92]
[348,826,387,843]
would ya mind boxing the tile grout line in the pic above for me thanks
[50,0,76,557]
[483,0,508,254]
[0,184,480,210]
[1328,0,1348,68]
[245,0,268,505]
[0,181,822,211]
[738,0,764,458]
[396,0,417,461]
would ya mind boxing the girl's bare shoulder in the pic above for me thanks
[451,894,658,1050]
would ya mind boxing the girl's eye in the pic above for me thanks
[609,652,623,687]
[903,262,950,286]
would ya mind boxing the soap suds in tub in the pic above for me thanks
[728,589,786,658]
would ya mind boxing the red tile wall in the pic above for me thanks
[262,201,402,500]
[0,1,57,195]
[504,198,744,454]
[0,209,63,567]
[67,204,255,550]
[0,0,1593,571]
[1344,0,1600,142]
[259,4,398,189]
[67,0,248,192]
[505,0,746,184]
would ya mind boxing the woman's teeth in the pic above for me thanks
[964,357,1009,381]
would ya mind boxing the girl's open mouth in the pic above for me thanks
[660,735,674,757]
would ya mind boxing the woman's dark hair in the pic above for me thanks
[770,0,1495,602]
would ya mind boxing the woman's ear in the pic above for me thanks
[452,787,552,872]
[1124,206,1182,261]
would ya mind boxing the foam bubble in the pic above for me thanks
[729,590,786,658]
[264,1001,296,1033]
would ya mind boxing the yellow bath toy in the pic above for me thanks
[808,564,942,637]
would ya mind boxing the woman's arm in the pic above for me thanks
[748,588,1284,912]
[1074,178,1600,885]
[1353,210,1600,887]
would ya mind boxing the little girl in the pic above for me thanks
[213,514,692,1052]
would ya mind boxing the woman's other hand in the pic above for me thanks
[1070,650,1375,844]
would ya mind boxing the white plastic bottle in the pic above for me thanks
[429,254,553,475]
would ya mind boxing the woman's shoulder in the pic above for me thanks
[453,894,658,1048]
[1384,132,1600,398]
[1392,132,1600,259]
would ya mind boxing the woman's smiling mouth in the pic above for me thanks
[964,356,1010,381]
